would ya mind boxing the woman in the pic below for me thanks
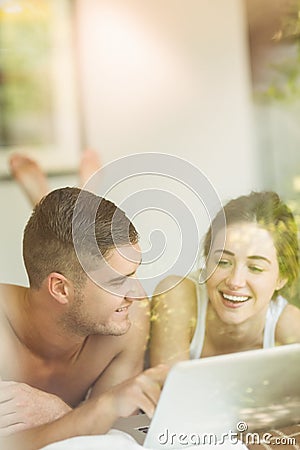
[150,191,300,366]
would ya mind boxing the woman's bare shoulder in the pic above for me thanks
[153,275,197,299]
[150,276,198,366]
[151,275,198,327]
[276,303,300,344]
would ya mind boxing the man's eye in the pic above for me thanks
[111,279,126,287]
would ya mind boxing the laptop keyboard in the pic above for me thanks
[135,426,149,434]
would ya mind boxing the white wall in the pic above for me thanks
[0,0,262,290]
[0,174,76,285]
[76,0,260,200]
[0,180,31,286]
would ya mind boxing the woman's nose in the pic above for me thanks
[225,266,246,290]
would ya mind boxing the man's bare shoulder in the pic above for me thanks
[0,283,27,312]
[0,284,28,375]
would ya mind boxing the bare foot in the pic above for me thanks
[9,154,49,206]
[79,149,102,187]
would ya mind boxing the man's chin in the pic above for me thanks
[98,319,132,336]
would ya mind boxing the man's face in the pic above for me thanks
[60,243,145,337]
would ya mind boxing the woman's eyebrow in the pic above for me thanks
[214,249,234,256]
[214,249,271,264]
[247,255,271,264]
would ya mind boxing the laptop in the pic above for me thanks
[114,344,300,449]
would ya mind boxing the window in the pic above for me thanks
[0,0,81,176]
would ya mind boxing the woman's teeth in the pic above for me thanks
[223,293,249,302]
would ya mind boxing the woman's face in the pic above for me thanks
[206,222,287,325]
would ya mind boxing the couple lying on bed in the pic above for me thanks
[1,152,300,450]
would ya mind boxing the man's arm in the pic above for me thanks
[0,365,168,450]
[0,381,72,435]
[89,298,150,397]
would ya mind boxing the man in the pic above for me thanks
[0,187,166,449]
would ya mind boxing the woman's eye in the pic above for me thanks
[217,259,231,267]
[249,265,264,273]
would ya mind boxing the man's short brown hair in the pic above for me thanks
[23,187,138,289]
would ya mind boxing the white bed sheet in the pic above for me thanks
[40,429,249,450]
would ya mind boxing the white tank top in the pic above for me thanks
[189,274,288,359]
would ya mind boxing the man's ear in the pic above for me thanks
[276,277,288,291]
[47,273,73,305]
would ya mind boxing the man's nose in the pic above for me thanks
[125,278,147,301]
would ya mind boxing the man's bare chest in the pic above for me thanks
[1,335,122,407]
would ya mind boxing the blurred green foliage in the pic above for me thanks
[0,3,54,146]
[257,0,300,103]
